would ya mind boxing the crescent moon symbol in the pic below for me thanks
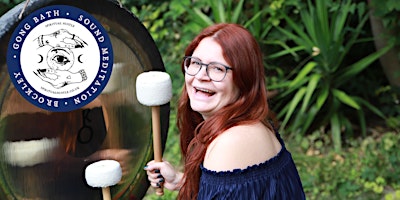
[38,54,43,63]
[78,54,83,63]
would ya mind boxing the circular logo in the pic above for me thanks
[7,5,113,112]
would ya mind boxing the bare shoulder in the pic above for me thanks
[203,122,282,171]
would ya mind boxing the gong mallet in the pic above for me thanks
[85,160,122,200]
[136,71,172,196]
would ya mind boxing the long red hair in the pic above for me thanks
[177,23,270,199]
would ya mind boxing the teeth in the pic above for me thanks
[196,87,214,94]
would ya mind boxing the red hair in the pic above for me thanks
[177,23,270,199]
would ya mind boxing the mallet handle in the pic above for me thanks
[102,187,111,200]
[152,106,164,195]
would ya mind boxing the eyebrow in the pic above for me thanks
[190,56,228,65]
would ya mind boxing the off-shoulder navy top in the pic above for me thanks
[198,133,305,200]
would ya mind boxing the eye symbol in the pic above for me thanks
[47,47,74,71]
[52,55,70,66]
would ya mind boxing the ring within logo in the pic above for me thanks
[7,5,113,112]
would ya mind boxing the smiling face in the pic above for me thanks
[185,37,240,119]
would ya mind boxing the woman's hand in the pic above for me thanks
[34,68,87,89]
[144,160,183,191]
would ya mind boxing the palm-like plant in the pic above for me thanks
[186,0,275,42]
[269,0,392,151]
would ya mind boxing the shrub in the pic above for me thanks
[268,0,392,151]
[291,131,400,199]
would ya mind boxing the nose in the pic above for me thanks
[194,65,211,81]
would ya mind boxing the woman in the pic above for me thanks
[144,23,305,199]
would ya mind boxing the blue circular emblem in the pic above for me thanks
[7,5,113,112]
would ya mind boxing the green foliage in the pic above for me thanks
[268,0,392,151]
[182,0,272,42]
[143,189,178,200]
[188,0,246,26]
[0,0,24,15]
[374,86,400,131]
[369,0,400,46]
[178,0,305,49]
[292,131,400,199]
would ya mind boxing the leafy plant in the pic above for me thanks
[183,0,287,44]
[368,0,400,46]
[188,0,246,26]
[0,0,24,16]
[292,131,400,199]
[269,0,392,151]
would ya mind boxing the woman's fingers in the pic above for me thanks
[144,162,168,189]
[147,173,165,188]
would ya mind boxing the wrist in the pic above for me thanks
[78,70,87,81]
[69,70,87,83]
[38,35,44,47]
[172,172,184,191]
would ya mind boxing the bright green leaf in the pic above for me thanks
[336,43,394,86]
[281,87,307,129]
[289,62,317,88]
[301,73,321,112]
[192,8,214,27]
[316,84,329,109]
[332,89,360,110]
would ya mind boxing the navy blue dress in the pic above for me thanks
[197,133,305,200]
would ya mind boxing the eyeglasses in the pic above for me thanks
[183,56,232,82]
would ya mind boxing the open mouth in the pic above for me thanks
[195,87,216,96]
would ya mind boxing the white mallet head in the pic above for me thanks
[136,71,172,106]
[2,138,59,167]
[102,62,126,94]
[85,160,122,188]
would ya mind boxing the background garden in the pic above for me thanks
[1,0,400,199]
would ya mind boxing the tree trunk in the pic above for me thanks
[368,0,400,89]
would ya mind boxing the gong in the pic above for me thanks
[0,0,169,199]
